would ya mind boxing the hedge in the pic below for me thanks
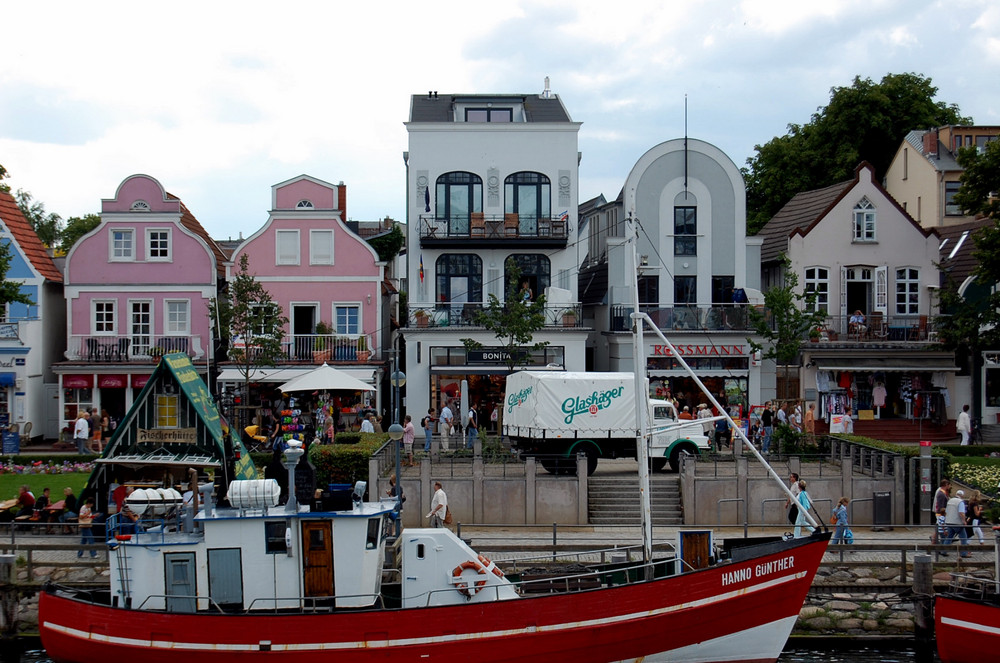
[310,433,389,486]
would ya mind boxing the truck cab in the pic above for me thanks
[648,400,713,472]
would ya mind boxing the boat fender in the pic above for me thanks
[477,554,505,578]
[452,560,487,597]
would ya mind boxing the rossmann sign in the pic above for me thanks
[651,344,747,356]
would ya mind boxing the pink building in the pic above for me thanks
[57,174,226,427]
[219,175,385,401]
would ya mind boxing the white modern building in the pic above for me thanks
[402,87,588,422]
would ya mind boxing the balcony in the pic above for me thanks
[406,303,583,329]
[277,334,377,363]
[66,334,205,362]
[610,305,753,332]
[418,213,569,248]
[814,314,936,344]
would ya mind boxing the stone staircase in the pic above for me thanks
[588,476,683,526]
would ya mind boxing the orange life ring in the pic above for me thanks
[477,554,504,578]
[452,560,487,597]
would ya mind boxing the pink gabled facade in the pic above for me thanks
[225,175,384,383]
[56,174,224,427]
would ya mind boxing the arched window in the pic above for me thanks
[435,254,483,304]
[296,199,314,209]
[130,200,150,212]
[436,172,482,235]
[505,254,550,301]
[853,197,876,242]
[505,172,551,235]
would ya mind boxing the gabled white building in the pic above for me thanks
[402,87,587,423]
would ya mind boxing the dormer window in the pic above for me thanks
[130,200,150,212]
[296,200,314,209]
[465,108,513,123]
[852,197,876,242]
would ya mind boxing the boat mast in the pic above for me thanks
[627,212,654,568]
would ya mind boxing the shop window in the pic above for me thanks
[987,367,1000,407]
[156,394,179,428]
[63,388,93,423]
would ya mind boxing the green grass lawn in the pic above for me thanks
[0,471,91,502]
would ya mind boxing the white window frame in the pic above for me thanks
[164,299,190,336]
[333,303,361,336]
[852,197,876,242]
[109,228,135,262]
[145,228,172,261]
[309,229,335,265]
[130,299,153,356]
[804,267,829,314]
[93,299,117,335]
[895,267,920,315]
[276,230,300,265]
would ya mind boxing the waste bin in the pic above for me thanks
[873,490,892,530]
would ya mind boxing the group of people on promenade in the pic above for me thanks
[784,472,853,543]
[72,408,112,454]
[2,484,97,557]
[419,401,492,453]
[932,478,988,555]
[749,401,819,454]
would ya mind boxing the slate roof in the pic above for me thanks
[757,180,852,264]
[167,194,228,278]
[409,93,572,123]
[904,129,961,172]
[0,189,63,282]
[936,217,994,286]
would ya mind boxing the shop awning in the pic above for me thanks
[813,357,958,372]
[217,367,377,385]
[649,370,749,378]
[0,373,15,386]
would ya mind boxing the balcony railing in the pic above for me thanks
[407,303,582,329]
[278,334,376,363]
[418,213,569,242]
[66,334,205,362]
[610,305,753,332]
[815,314,935,342]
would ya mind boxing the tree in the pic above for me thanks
[747,256,826,400]
[0,163,8,192]
[366,223,405,263]
[0,241,35,311]
[743,73,970,234]
[211,254,288,427]
[954,139,1000,223]
[461,259,549,374]
[14,189,62,248]
[58,213,101,255]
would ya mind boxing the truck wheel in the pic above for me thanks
[668,448,694,472]
[540,458,561,475]
[651,457,668,472]
[585,452,599,476]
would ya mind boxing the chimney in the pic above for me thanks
[922,131,937,157]
[542,76,551,98]
[338,181,347,222]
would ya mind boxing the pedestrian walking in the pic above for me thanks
[760,403,773,453]
[77,498,97,558]
[74,410,90,454]
[830,497,851,544]
[785,473,800,526]
[402,415,415,466]
[427,481,449,528]
[793,480,814,538]
[931,478,950,544]
[942,489,971,556]
[957,404,971,445]
[804,403,816,445]
[466,404,478,449]
[422,408,436,452]
[439,403,453,451]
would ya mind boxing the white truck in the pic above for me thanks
[502,371,713,475]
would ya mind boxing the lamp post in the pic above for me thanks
[389,369,406,536]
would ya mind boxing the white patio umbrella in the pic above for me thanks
[278,363,375,393]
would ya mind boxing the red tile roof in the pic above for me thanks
[0,189,63,282]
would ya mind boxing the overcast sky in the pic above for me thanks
[1,0,997,241]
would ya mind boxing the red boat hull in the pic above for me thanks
[41,535,828,663]
[936,594,1000,663]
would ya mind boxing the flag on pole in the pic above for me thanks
[419,254,424,282]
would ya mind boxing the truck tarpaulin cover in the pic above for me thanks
[504,371,638,436]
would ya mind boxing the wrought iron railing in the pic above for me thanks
[407,303,582,328]
[418,213,569,241]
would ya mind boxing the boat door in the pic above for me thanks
[301,520,334,598]
[164,552,197,612]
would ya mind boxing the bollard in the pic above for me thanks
[913,553,934,663]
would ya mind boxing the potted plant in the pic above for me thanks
[809,327,821,343]
[312,321,333,362]
[561,309,579,327]
[414,309,430,328]
[356,335,370,362]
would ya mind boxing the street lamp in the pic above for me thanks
[389,368,406,536]
[387,422,404,536]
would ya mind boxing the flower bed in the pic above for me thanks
[0,459,95,475]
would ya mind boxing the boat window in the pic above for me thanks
[308,528,326,551]
[417,543,425,559]
[366,518,380,550]
[264,521,286,554]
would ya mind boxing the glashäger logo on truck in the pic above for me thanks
[506,387,533,413]
[561,387,625,425]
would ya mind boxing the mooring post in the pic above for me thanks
[913,553,934,663]
[0,554,20,663]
